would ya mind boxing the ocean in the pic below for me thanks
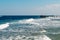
[0,15,60,40]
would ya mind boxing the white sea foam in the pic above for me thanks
[1,16,60,40]
[0,23,9,30]
[25,18,34,22]
[18,18,40,26]
[18,18,35,23]
[6,16,60,35]
[10,16,60,29]
[38,35,51,40]
[40,30,47,33]
[1,35,51,40]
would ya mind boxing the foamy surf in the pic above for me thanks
[25,18,34,22]
[1,16,60,40]
[18,18,35,23]
[0,23,9,30]
[1,35,51,40]
[40,30,47,33]
[38,35,51,40]
[18,18,40,25]
[10,16,60,29]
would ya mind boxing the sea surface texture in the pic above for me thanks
[0,15,60,40]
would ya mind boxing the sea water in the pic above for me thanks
[0,16,60,40]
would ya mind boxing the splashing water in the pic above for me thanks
[0,23,9,30]
[1,16,60,40]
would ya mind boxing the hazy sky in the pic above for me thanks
[0,0,60,15]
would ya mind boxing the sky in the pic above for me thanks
[0,0,60,15]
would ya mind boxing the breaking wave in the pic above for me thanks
[3,16,60,34]
[1,16,60,40]
[0,23,9,30]
[1,35,51,40]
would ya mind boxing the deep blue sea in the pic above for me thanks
[0,15,60,40]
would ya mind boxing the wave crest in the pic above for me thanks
[0,23,9,30]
